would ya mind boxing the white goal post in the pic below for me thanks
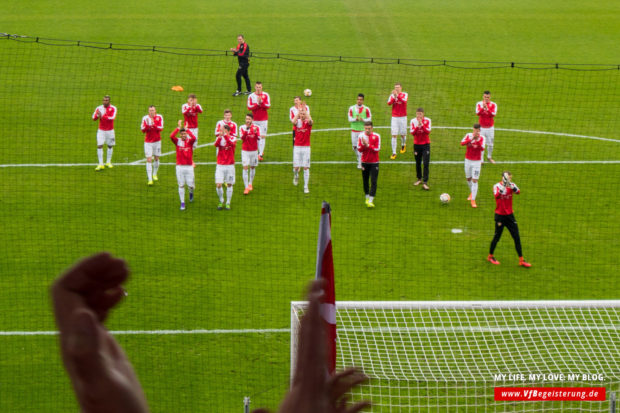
[291,300,620,412]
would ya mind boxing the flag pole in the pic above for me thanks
[315,201,336,374]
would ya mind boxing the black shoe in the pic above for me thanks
[243,91,252,95]
[232,91,241,97]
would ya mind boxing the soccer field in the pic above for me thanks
[1,1,619,412]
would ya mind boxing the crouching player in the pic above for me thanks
[215,124,237,210]
[487,171,531,267]
[170,120,197,211]
[240,114,261,194]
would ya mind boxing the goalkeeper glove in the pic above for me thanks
[502,172,511,185]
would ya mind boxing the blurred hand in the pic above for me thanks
[52,253,149,413]
[274,280,370,413]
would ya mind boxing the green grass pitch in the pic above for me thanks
[0,1,619,412]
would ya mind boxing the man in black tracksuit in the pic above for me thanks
[230,35,251,97]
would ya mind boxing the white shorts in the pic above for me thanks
[391,116,407,136]
[144,141,162,158]
[97,130,115,146]
[293,146,311,168]
[189,128,199,149]
[464,159,482,180]
[176,165,195,187]
[242,150,258,167]
[351,131,363,147]
[254,120,268,137]
[215,164,236,185]
[481,127,494,147]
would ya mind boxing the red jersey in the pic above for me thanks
[476,101,497,128]
[182,103,203,129]
[387,92,408,117]
[239,124,261,151]
[170,129,197,166]
[215,135,236,165]
[461,133,486,161]
[141,114,164,143]
[410,117,432,145]
[247,92,271,121]
[215,120,238,138]
[93,105,117,131]
[357,132,381,163]
[290,104,310,125]
[294,120,313,147]
[493,182,520,215]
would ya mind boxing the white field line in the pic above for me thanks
[2,160,619,168]
[0,328,289,337]
[1,126,618,168]
[3,325,617,337]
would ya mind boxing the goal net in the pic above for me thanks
[291,300,620,412]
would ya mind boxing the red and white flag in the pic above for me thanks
[315,201,336,373]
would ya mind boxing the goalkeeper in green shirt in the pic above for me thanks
[348,93,372,169]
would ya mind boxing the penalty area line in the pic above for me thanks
[0,328,289,337]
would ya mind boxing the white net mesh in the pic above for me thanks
[291,301,620,412]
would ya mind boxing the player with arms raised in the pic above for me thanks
[476,90,498,164]
[239,114,261,195]
[348,93,372,169]
[357,121,381,208]
[290,96,310,145]
[214,124,236,210]
[170,120,197,211]
[292,109,313,194]
[410,107,432,189]
[487,171,531,267]
[460,124,486,208]
[215,109,238,140]
[93,95,117,171]
[387,83,408,159]
[182,94,203,150]
[141,106,164,186]
[247,81,271,161]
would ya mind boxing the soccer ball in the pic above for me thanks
[303,89,312,97]
[440,193,451,204]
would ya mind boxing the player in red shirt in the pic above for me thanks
[92,95,117,171]
[247,81,271,160]
[460,124,486,208]
[239,113,261,194]
[290,96,310,145]
[292,109,313,193]
[476,91,498,164]
[170,120,197,211]
[214,109,238,139]
[140,106,164,186]
[182,93,203,149]
[487,171,531,267]
[410,108,432,190]
[357,121,381,208]
[214,124,237,210]
[387,83,408,159]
